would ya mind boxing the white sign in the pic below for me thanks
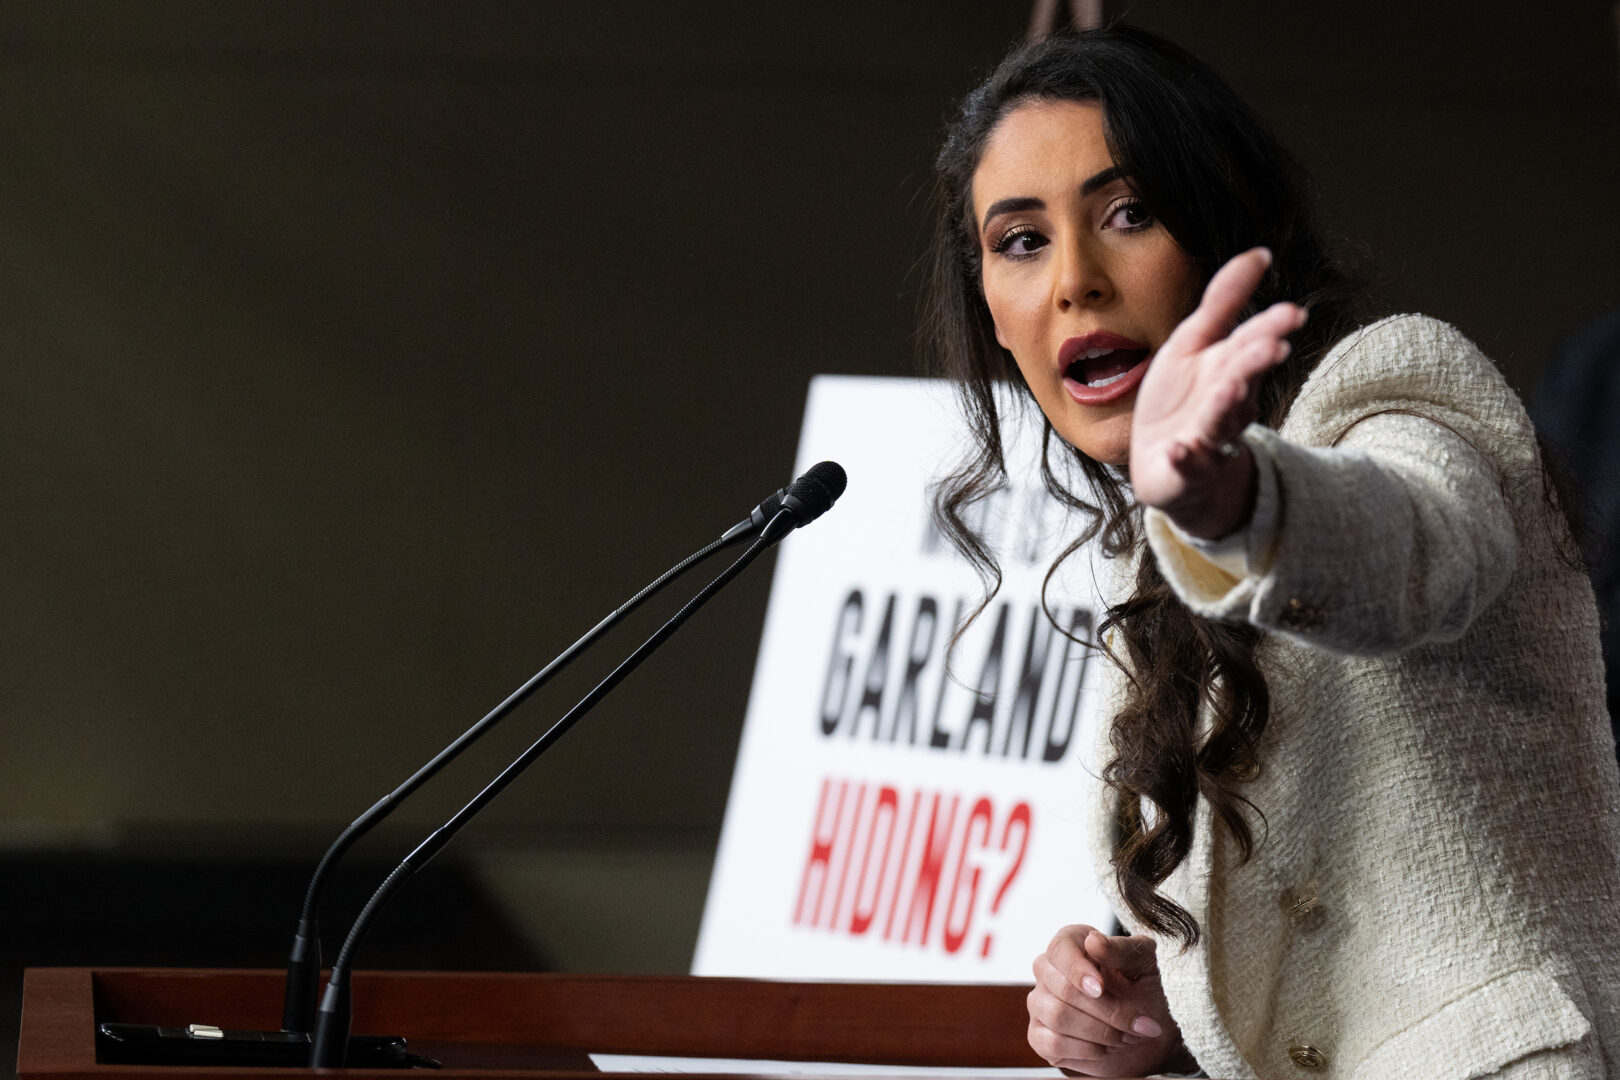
[693,377,1117,982]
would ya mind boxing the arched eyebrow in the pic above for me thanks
[980,196,1044,234]
[978,166,1130,234]
[1079,165,1128,197]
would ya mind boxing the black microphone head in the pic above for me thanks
[751,486,786,528]
[783,460,846,524]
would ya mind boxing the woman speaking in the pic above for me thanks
[925,27,1620,1080]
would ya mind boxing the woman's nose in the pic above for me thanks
[1053,236,1110,310]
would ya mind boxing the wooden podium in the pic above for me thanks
[17,968,1046,1078]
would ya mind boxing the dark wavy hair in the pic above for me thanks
[923,27,1372,945]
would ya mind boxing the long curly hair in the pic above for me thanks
[923,27,1372,945]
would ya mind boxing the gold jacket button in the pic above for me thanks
[1289,1044,1327,1069]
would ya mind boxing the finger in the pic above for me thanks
[1083,931,1160,981]
[1034,952,1128,1039]
[1233,335,1293,382]
[1027,1017,1110,1067]
[1026,979,1140,1048]
[1209,399,1260,450]
[1179,336,1286,450]
[1043,929,1109,1003]
[1167,440,1201,473]
[1163,247,1271,355]
[1190,376,1257,450]
[1045,924,1103,952]
[1157,369,1248,467]
[1035,951,1157,1040]
[1209,317,1295,386]
[1225,300,1307,352]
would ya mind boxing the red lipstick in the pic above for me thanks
[1058,332,1151,405]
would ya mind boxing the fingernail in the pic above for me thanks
[1080,975,1103,998]
[1121,1034,1145,1045]
[1254,246,1273,266]
[1132,1016,1163,1038]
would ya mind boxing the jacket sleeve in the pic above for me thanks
[1485,1044,1607,1080]
[1144,315,1537,657]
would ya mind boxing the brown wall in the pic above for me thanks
[0,0,1615,971]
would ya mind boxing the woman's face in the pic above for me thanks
[971,99,1202,466]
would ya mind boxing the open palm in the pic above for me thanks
[1129,248,1306,538]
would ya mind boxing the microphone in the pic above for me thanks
[720,461,848,546]
[760,460,846,542]
[308,464,847,1067]
[279,463,846,1034]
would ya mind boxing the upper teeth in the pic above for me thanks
[1082,347,1115,360]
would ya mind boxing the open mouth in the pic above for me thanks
[1066,346,1149,388]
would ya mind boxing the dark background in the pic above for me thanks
[2,2,1617,1075]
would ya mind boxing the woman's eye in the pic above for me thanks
[1103,200,1153,231]
[991,225,1047,257]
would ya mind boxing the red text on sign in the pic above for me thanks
[792,777,1032,960]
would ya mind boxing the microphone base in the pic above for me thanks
[281,918,322,1034]
[95,1022,432,1069]
[311,976,354,1068]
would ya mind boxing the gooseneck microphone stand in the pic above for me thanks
[281,495,790,1032]
[309,513,803,1068]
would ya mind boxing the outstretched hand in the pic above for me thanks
[1129,248,1307,539]
[1026,926,1192,1077]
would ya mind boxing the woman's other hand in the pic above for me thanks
[1129,247,1306,539]
[1026,925,1192,1077]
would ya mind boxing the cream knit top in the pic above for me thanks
[1085,315,1620,1080]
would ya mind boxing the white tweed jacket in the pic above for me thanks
[1084,315,1620,1080]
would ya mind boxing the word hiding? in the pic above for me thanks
[793,778,1032,960]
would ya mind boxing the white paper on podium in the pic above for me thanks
[590,1055,1064,1077]
[694,376,1118,982]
